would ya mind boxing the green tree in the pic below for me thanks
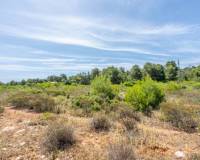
[91,68,100,80]
[102,66,123,84]
[130,65,143,81]
[143,63,165,81]
[165,61,178,81]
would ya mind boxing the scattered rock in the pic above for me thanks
[175,151,185,159]
[19,142,26,146]
[16,156,23,160]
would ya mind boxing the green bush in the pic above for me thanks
[8,92,56,113]
[123,81,134,87]
[46,89,66,96]
[91,76,115,99]
[125,78,164,114]
[165,81,184,92]
[72,95,101,115]
[161,103,198,133]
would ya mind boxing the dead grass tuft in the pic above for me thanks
[42,121,76,154]
[108,140,136,160]
[91,114,111,132]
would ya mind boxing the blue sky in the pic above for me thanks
[1,0,200,82]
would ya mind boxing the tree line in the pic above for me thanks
[5,61,200,85]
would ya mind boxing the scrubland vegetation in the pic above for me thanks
[0,61,200,159]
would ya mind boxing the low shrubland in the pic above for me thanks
[8,91,56,113]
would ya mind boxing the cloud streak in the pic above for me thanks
[0,0,200,82]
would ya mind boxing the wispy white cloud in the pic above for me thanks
[0,0,200,82]
[0,12,195,57]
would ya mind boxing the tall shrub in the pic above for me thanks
[125,78,164,113]
[91,76,115,99]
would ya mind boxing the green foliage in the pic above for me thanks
[46,89,66,96]
[72,95,101,115]
[102,66,124,84]
[165,61,178,81]
[181,65,200,81]
[144,63,165,81]
[91,68,100,79]
[164,81,183,92]
[91,76,115,99]
[130,65,143,81]
[5,61,200,86]
[8,91,56,113]
[41,112,56,121]
[125,78,165,113]
[123,81,135,87]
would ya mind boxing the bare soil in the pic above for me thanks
[0,107,200,160]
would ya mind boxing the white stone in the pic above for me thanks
[16,156,22,160]
[19,142,26,146]
[175,151,185,158]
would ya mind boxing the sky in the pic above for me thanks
[1,0,200,82]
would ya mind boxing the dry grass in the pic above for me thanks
[41,121,76,154]
[189,153,200,160]
[107,140,136,160]
[0,106,4,114]
[160,102,198,133]
[91,114,111,132]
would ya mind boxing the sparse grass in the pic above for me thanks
[161,102,198,133]
[121,118,138,133]
[42,121,76,154]
[118,107,140,122]
[91,114,111,132]
[0,106,4,114]
[107,140,136,160]
[189,153,200,160]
